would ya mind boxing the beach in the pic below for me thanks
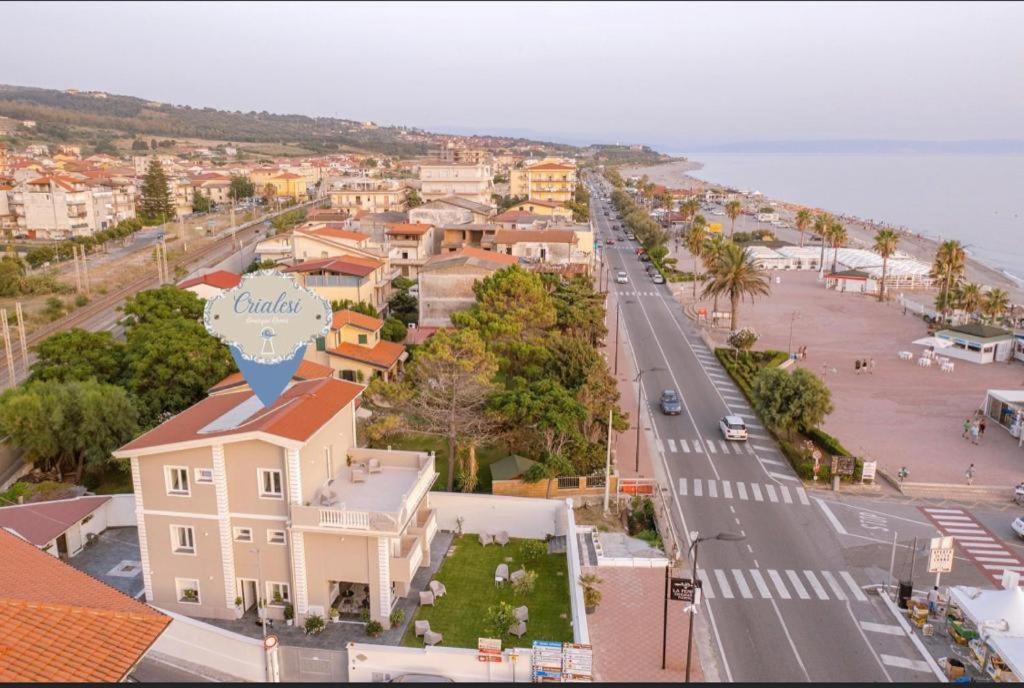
[622,159,1024,302]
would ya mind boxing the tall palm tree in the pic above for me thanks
[930,240,967,320]
[813,212,832,272]
[981,288,1010,324]
[872,229,899,303]
[955,282,983,320]
[684,225,706,299]
[701,243,771,331]
[828,220,848,274]
[794,209,812,248]
[702,233,730,315]
[725,199,742,239]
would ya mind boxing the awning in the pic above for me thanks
[913,336,954,349]
[949,585,1024,680]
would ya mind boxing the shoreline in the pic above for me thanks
[621,159,1023,300]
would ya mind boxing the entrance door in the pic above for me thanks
[56,533,69,560]
[238,579,258,612]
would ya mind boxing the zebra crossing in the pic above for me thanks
[660,438,754,455]
[695,567,869,602]
[921,507,1024,584]
[678,478,811,505]
[614,290,665,297]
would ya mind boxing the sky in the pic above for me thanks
[1,1,1022,151]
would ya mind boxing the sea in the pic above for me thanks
[683,154,1024,282]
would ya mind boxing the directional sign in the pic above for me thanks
[928,536,955,574]
[670,577,701,603]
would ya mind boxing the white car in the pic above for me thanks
[615,271,629,284]
[1013,516,1024,540]
[711,210,726,216]
[719,415,748,441]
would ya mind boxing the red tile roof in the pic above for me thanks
[0,530,170,682]
[385,223,431,236]
[0,496,110,547]
[208,359,334,395]
[272,172,304,180]
[115,377,364,454]
[527,162,575,171]
[512,199,564,209]
[295,225,370,243]
[282,256,380,278]
[177,270,242,290]
[26,175,79,192]
[332,309,383,331]
[329,340,405,369]
[404,326,442,346]
[492,210,546,224]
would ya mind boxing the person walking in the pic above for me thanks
[979,418,987,440]
[962,418,972,439]
[970,424,980,446]
[966,463,975,485]
[927,586,939,617]
[855,359,861,375]
[868,358,876,374]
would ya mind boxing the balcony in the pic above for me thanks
[389,534,424,583]
[408,508,438,550]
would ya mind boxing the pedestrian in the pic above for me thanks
[979,418,987,440]
[868,358,875,374]
[855,359,861,374]
[970,425,979,446]
[927,586,939,617]
[962,418,972,439]
[966,463,975,485]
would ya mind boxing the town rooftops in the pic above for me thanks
[385,222,432,236]
[329,340,406,370]
[294,224,371,243]
[430,196,495,215]
[945,323,1012,340]
[114,377,365,455]
[0,529,170,682]
[423,246,519,271]
[177,270,242,290]
[282,255,382,278]
[0,495,111,547]
[493,229,578,245]
[333,309,383,331]
[25,175,79,192]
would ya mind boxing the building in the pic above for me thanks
[509,161,577,203]
[934,323,1015,365]
[410,196,494,225]
[191,173,233,206]
[328,178,409,214]
[492,228,589,267]
[307,309,407,382]
[418,247,518,326]
[419,161,493,205]
[111,377,438,629]
[439,223,498,253]
[509,198,572,219]
[283,255,393,314]
[10,175,136,238]
[385,223,435,279]
[178,270,243,300]
[0,529,170,682]
[0,495,114,560]
[825,269,877,294]
[291,223,376,261]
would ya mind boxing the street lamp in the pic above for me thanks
[685,532,745,682]
[787,310,800,357]
[634,366,666,473]
[614,300,635,375]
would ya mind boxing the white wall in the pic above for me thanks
[427,492,565,539]
[149,607,267,682]
[106,493,138,527]
[347,643,532,683]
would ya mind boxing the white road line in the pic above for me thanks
[796,488,810,506]
[667,439,677,453]
[693,442,703,453]
[719,441,730,454]
[715,569,734,598]
[749,569,772,599]
[924,508,965,514]
[880,655,934,673]
[751,483,764,501]
[752,445,773,452]
[955,536,998,543]
[975,556,1019,563]
[745,444,755,455]
[839,571,869,602]
[770,471,800,482]
[697,569,715,599]
[722,481,733,499]
[814,498,848,535]
[767,570,791,599]
[657,439,665,454]
[707,442,717,454]
[766,484,779,503]
[945,527,985,534]
[679,439,689,453]
[786,570,810,599]
[708,481,718,498]
[983,564,1024,571]
[820,571,847,601]
[737,482,749,500]
[678,478,687,495]
[933,515,972,521]
[693,479,703,497]
[780,486,793,504]
[860,621,904,636]
[731,569,753,599]
[803,570,829,600]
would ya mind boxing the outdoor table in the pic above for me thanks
[918,357,932,367]
[898,351,913,361]
[923,349,935,360]
[941,361,955,373]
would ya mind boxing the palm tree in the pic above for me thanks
[813,212,832,272]
[872,229,899,303]
[684,225,706,299]
[702,232,731,315]
[701,243,771,331]
[828,220,848,274]
[981,288,1010,324]
[930,240,967,320]
[725,200,742,239]
[955,282,983,320]
[794,209,812,248]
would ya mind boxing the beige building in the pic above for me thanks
[328,178,410,214]
[11,175,137,238]
[419,162,493,205]
[509,198,572,219]
[385,223,435,279]
[509,161,577,204]
[283,255,394,315]
[113,375,438,629]
[418,247,518,326]
[307,309,407,382]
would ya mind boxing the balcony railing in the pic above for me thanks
[390,534,424,582]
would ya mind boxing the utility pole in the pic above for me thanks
[14,303,27,374]
[162,239,170,283]
[80,246,90,296]
[71,245,82,293]
[603,407,613,515]
[0,310,15,389]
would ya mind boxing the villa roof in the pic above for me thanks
[208,359,334,395]
[0,496,111,547]
[295,225,370,243]
[332,309,383,331]
[423,247,518,271]
[282,256,380,278]
[431,196,494,214]
[527,162,575,171]
[385,223,432,236]
[512,199,564,209]
[177,270,241,290]
[328,340,406,370]
[492,210,546,224]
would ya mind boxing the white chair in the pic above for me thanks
[509,621,527,638]
[514,606,529,622]
[415,620,431,637]
[495,564,510,583]
[367,459,382,474]
[479,532,494,547]
[494,531,510,546]
[351,468,368,483]
[419,591,435,606]
[429,580,447,598]
[424,630,443,646]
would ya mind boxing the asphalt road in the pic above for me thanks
[587,177,939,682]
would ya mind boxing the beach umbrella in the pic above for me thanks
[912,336,954,349]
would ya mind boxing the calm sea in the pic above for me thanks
[684,154,1024,280]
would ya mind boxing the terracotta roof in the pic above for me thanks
[25,175,79,192]
[282,257,380,278]
[295,225,370,243]
[0,496,110,547]
[177,270,242,290]
[0,530,170,682]
[385,223,432,236]
[404,326,442,346]
[115,377,364,454]
[527,162,575,171]
[423,246,518,271]
[333,309,383,331]
[493,229,578,245]
[208,359,334,395]
[512,199,564,209]
[329,340,406,369]
[272,172,304,180]
[492,210,545,224]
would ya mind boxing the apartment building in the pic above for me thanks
[112,376,437,629]
[418,247,518,326]
[283,255,394,314]
[509,198,572,219]
[10,175,136,238]
[385,223,435,279]
[306,309,407,382]
[291,223,376,261]
[419,161,494,205]
[327,178,410,214]
[510,160,577,204]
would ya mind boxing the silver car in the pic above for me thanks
[719,415,748,441]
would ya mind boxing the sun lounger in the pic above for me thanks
[367,459,382,474]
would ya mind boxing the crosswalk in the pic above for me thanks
[614,290,664,297]
[678,478,811,505]
[660,438,754,455]
[696,567,869,602]
[921,507,1024,584]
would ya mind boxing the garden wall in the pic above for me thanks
[347,643,532,682]
[148,607,267,682]
[106,493,138,527]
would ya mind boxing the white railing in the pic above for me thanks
[319,508,370,530]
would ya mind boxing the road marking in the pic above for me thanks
[737,482,749,500]
[815,498,848,535]
[745,443,755,455]
[714,569,734,599]
[752,445,774,452]
[880,655,934,673]
[707,442,717,454]
[780,486,793,504]
[923,508,965,514]
[697,569,714,599]
[751,483,764,501]
[932,515,972,521]
[860,621,904,636]
[719,441,730,454]
[678,478,687,495]
[657,439,665,454]
[722,480,733,499]
[667,439,677,453]
[975,556,1019,563]
[767,570,791,599]
[766,484,779,503]
[785,570,810,599]
[749,569,772,598]
[839,571,869,602]
[693,479,703,497]
[820,571,847,601]
[796,488,810,506]
[956,536,1000,543]
[803,570,829,600]
[731,569,753,599]
[983,564,1024,571]
[707,480,718,498]
[770,471,800,482]
[679,439,689,453]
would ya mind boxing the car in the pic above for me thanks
[606,238,616,245]
[651,272,665,284]
[660,390,682,415]
[711,210,726,216]
[719,415,749,441]
[1013,516,1024,540]
[639,253,651,263]
[626,233,636,241]
[615,271,628,284]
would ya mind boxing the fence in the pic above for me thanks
[491,473,618,500]
[347,643,532,683]
[147,607,267,682]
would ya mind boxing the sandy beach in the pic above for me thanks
[622,160,1024,302]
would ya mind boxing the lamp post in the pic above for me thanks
[685,532,745,682]
[787,310,799,357]
[634,366,665,473]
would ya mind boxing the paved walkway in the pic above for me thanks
[583,566,702,682]
[67,526,143,598]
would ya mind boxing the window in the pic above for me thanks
[171,525,195,555]
[341,370,356,382]
[258,469,284,499]
[358,334,368,345]
[166,466,189,496]
[194,467,214,484]
[176,578,201,604]
[267,582,291,606]
[233,527,253,542]
[267,529,287,545]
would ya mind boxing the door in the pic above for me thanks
[56,533,68,560]
[238,579,258,612]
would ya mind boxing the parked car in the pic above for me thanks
[719,416,748,441]
[639,253,651,263]
[660,390,682,415]
[626,233,636,241]
[1013,516,1024,540]
[651,272,665,284]
[615,271,628,284]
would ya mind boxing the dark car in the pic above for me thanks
[660,389,682,415]
[639,253,651,263]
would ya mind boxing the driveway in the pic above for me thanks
[68,526,144,598]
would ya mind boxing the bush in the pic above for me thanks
[304,614,325,636]
[634,529,664,551]
[360,608,371,623]
[520,539,546,563]
[389,607,405,627]
[485,601,516,639]
[512,569,538,596]
[74,294,90,307]
[366,620,384,637]
[806,427,851,457]
[284,604,294,621]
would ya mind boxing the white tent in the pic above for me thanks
[949,585,1024,680]
[913,336,954,349]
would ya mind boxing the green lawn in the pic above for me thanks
[367,432,506,492]
[400,535,573,649]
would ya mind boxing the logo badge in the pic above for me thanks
[204,271,331,406]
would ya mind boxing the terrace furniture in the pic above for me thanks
[898,351,913,361]
[509,569,526,584]
[479,533,494,547]
[419,591,435,606]
[351,468,368,483]
[495,564,510,584]
[423,630,443,646]
[923,349,935,360]
[509,621,527,638]
[429,580,447,598]
[367,459,382,474]
[415,620,431,637]
[917,357,932,368]
[494,531,510,546]
[941,361,955,373]
[514,606,529,622]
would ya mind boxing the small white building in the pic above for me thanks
[825,269,878,294]
[934,324,1015,365]
[0,495,117,559]
[983,389,1024,444]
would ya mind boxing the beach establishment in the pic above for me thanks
[948,578,1024,682]
[983,389,1024,446]
[934,324,1015,365]
[744,245,934,290]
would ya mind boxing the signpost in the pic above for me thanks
[928,536,955,587]
[530,640,593,682]
[478,637,502,663]
[670,577,701,605]
[831,456,856,477]
[861,460,877,483]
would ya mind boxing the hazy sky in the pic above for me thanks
[2,1,1022,150]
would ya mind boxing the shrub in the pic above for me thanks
[511,569,538,596]
[304,614,325,635]
[520,539,547,563]
[360,608,371,623]
[806,427,852,457]
[389,607,405,627]
[366,620,384,637]
[634,529,664,551]
[584,587,602,609]
[283,604,294,621]
[485,601,516,639]
[74,294,90,307]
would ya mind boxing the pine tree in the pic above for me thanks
[139,159,175,225]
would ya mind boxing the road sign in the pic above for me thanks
[831,456,856,477]
[670,577,701,603]
[861,461,877,483]
[477,637,502,663]
[928,536,955,574]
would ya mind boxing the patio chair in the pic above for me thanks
[495,563,510,583]
[509,569,526,584]
[423,630,443,646]
[509,621,527,638]
[514,606,529,622]
[367,458,383,474]
[494,531,510,546]
[429,580,447,598]
[415,620,431,637]
[479,532,494,546]
[351,468,368,483]
[419,590,435,606]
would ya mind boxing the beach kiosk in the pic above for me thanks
[934,324,1014,365]
[983,389,1024,446]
